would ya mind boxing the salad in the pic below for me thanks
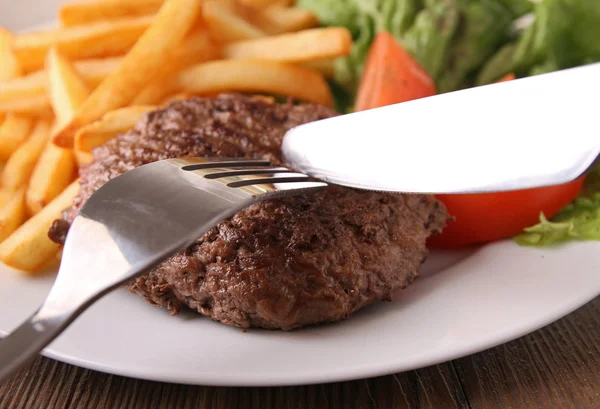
[298,0,600,248]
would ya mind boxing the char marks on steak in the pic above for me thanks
[49,94,448,330]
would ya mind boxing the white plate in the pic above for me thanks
[2,1,600,387]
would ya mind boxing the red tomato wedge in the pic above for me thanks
[354,37,585,248]
[355,31,436,111]
[427,178,586,248]
[497,73,516,82]
[429,73,584,247]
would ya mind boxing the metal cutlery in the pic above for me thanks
[0,157,326,383]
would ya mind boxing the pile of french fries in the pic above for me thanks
[0,0,352,274]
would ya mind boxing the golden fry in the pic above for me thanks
[0,180,79,273]
[26,144,76,215]
[203,0,265,43]
[0,28,22,80]
[237,0,283,8]
[0,57,122,114]
[74,105,157,152]
[302,59,335,78]
[0,114,34,161]
[60,0,164,27]
[2,119,52,190]
[74,149,93,167]
[46,47,91,126]
[259,6,318,34]
[132,29,220,105]
[0,188,12,208]
[0,188,27,244]
[175,60,332,106]
[160,92,193,106]
[53,0,203,148]
[13,16,152,73]
[223,27,352,62]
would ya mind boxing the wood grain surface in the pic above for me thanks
[1,297,598,409]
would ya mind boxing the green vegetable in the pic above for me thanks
[515,167,600,247]
[438,0,513,92]
[515,195,600,247]
[477,0,600,84]
[402,0,460,81]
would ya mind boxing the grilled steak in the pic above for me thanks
[49,94,449,331]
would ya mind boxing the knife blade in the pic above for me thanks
[281,63,600,193]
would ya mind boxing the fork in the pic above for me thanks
[0,157,327,383]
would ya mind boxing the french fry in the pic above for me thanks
[12,15,152,73]
[0,57,122,115]
[0,180,79,273]
[0,28,22,80]
[2,119,52,190]
[302,59,335,78]
[0,188,27,244]
[26,145,76,215]
[0,188,12,208]
[259,6,318,34]
[174,60,332,106]
[132,29,220,105]
[74,105,157,152]
[60,0,164,27]
[237,0,283,8]
[0,114,34,161]
[223,28,352,63]
[203,0,266,43]
[53,0,203,148]
[160,92,193,106]
[74,149,94,167]
[0,96,52,116]
[46,47,91,126]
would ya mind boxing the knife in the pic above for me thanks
[281,63,600,193]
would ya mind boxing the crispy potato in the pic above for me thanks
[260,6,318,34]
[175,60,332,105]
[47,47,91,126]
[53,0,203,148]
[237,0,283,8]
[0,187,27,244]
[74,105,156,152]
[132,29,220,105]
[0,57,122,114]
[26,144,76,215]
[60,0,164,27]
[0,96,51,116]
[2,119,52,190]
[302,58,335,78]
[0,28,22,80]
[203,0,265,43]
[160,92,193,105]
[0,180,79,273]
[0,114,34,161]
[0,188,12,208]
[13,16,152,73]
[223,28,352,62]
[74,149,93,166]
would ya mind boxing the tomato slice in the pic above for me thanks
[354,38,584,247]
[428,178,586,248]
[355,31,436,111]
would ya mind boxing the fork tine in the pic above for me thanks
[181,158,271,171]
[222,173,310,188]
[203,167,292,179]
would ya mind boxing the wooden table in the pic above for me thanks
[1,297,598,409]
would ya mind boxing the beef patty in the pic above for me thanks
[49,94,449,331]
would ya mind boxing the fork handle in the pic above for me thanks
[0,310,69,384]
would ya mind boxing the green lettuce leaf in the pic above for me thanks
[477,0,600,85]
[437,0,513,93]
[515,167,600,247]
